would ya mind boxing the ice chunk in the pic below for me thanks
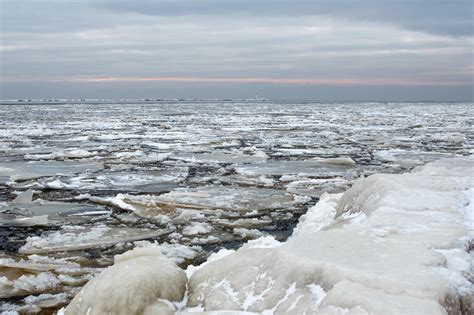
[19,225,171,254]
[170,152,267,164]
[11,189,33,204]
[24,149,98,160]
[314,157,356,165]
[183,222,213,236]
[1,199,108,217]
[158,243,200,264]
[236,160,356,177]
[43,169,184,192]
[245,236,281,249]
[92,186,309,218]
[0,255,80,273]
[65,247,187,315]
[24,293,68,309]
[233,228,264,239]
[0,272,61,298]
[155,186,310,213]
[218,174,276,188]
[87,194,137,211]
[0,160,103,181]
[0,214,49,227]
[1,194,110,227]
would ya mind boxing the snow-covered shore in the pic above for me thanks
[64,156,474,314]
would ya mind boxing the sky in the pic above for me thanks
[0,0,473,101]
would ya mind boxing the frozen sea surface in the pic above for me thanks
[64,156,474,315]
[0,100,472,313]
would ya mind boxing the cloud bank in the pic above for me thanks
[1,0,472,100]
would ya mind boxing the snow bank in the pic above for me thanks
[186,156,474,314]
[65,247,187,315]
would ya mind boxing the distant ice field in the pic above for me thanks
[0,100,472,313]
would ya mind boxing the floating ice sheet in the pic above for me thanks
[1,200,107,217]
[42,169,185,193]
[0,161,103,181]
[19,225,171,254]
[236,160,357,178]
[170,152,267,164]
[92,186,309,216]
[154,186,310,213]
[0,190,110,226]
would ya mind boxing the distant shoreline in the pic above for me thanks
[0,99,470,105]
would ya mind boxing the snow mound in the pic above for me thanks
[65,247,187,315]
[186,156,474,314]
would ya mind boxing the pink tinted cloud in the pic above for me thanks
[69,76,470,86]
[1,76,470,86]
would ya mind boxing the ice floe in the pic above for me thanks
[0,160,103,182]
[236,160,357,178]
[154,186,310,213]
[0,189,109,227]
[19,225,170,254]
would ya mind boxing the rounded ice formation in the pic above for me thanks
[65,247,187,315]
[186,157,474,314]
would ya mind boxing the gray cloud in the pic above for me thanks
[2,0,472,36]
[0,0,472,100]
[2,15,471,79]
[94,0,473,36]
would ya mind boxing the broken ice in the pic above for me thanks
[0,100,472,313]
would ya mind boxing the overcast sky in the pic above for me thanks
[1,0,473,100]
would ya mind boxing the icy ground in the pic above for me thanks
[64,156,474,315]
[0,100,472,313]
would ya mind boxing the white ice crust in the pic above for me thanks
[65,247,187,315]
[185,156,474,314]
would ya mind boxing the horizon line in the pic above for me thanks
[1,98,472,103]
